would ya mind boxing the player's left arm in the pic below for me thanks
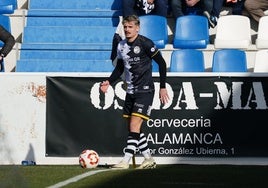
[152,51,169,104]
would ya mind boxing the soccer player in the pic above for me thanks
[100,15,169,169]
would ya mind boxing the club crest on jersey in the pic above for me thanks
[134,46,141,54]
[151,47,156,52]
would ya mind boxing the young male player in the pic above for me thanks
[100,15,169,169]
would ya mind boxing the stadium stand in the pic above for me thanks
[19,50,111,60]
[253,49,268,73]
[139,15,168,49]
[256,16,268,49]
[214,15,252,49]
[26,17,119,27]
[16,0,122,72]
[212,49,248,72]
[169,49,205,72]
[21,26,116,50]
[173,15,209,49]
[26,0,122,17]
[16,59,114,72]
[9,0,264,72]
[0,0,17,14]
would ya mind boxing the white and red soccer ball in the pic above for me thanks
[79,149,99,169]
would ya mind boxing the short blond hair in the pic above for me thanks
[122,15,140,26]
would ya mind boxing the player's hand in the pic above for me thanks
[100,80,110,93]
[185,0,200,7]
[226,0,237,3]
[159,88,169,105]
[147,0,154,4]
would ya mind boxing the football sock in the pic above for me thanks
[122,132,140,163]
[138,132,152,159]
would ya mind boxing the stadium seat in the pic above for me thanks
[0,14,11,47]
[253,50,268,73]
[26,17,120,27]
[27,0,122,17]
[212,49,247,72]
[169,49,205,72]
[173,15,209,49]
[16,59,114,72]
[139,15,168,49]
[256,16,268,49]
[0,0,17,14]
[152,60,159,72]
[19,50,111,60]
[21,26,116,50]
[214,15,251,49]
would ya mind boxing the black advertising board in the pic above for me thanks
[46,76,268,157]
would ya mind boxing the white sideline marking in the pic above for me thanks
[46,169,110,188]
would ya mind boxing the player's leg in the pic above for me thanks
[136,132,156,169]
[138,132,152,159]
[111,94,140,169]
[111,131,140,169]
[130,92,156,169]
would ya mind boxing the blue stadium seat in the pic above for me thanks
[16,59,114,72]
[173,15,209,49]
[152,60,159,72]
[26,17,120,27]
[0,0,17,14]
[21,26,116,50]
[0,15,11,47]
[19,50,111,60]
[212,49,247,72]
[170,49,205,72]
[27,0,122,17]
[139,15,168,49]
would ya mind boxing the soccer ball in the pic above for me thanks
[79,149,99,169]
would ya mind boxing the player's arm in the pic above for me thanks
[100,59,124,93]
[152,51,169,104]
[152,51,166,89]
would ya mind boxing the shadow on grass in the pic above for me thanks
[77,164,268,188]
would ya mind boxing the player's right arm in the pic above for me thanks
[100,59,124,93]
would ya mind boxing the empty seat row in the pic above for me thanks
[19,50,111,60]
[21,26,116,50]
[16,59,114,72]
[17,49,267,73]
[17,50,114,72]
[169,49,247,72]
[169,49,268,73]
[26,17,120,27]
[27,0,122,17]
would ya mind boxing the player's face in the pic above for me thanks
[123,21,139,42]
